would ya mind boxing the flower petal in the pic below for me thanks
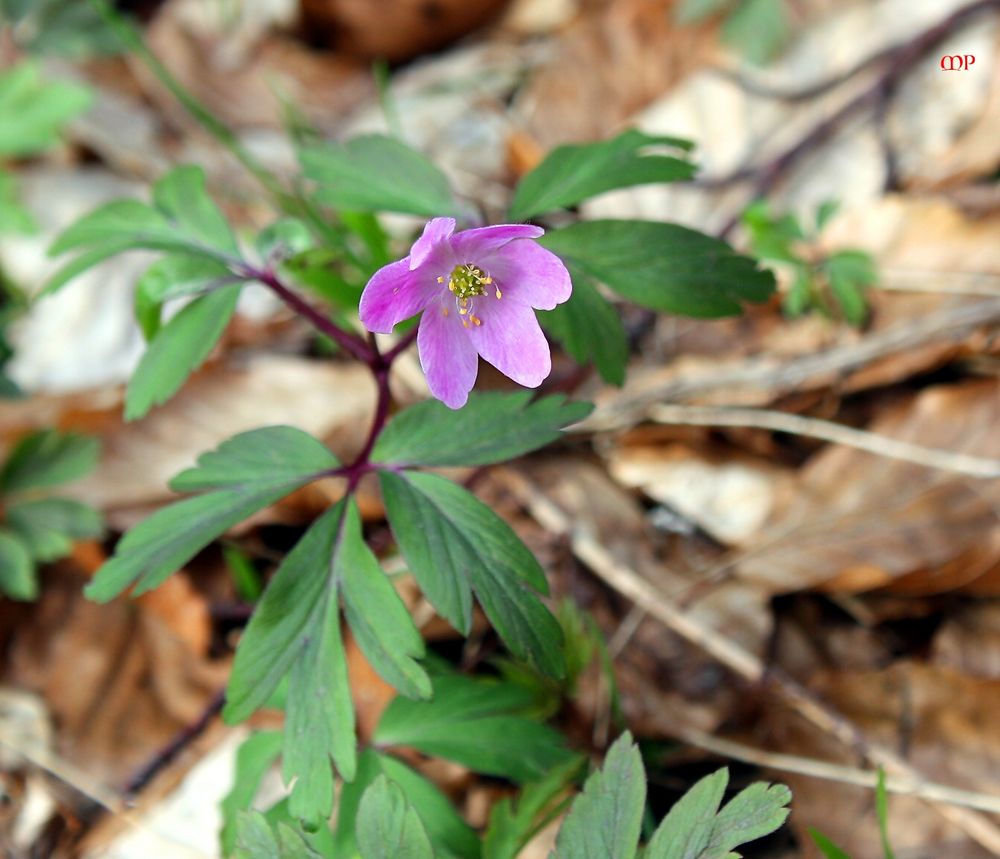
[449,224,544,262]
[417,298,479,409]
[359,258,438,334]
[410,217,456,270]
[469,300,551,388]
[485,239,572,310]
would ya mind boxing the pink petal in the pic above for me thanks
[410,217,456,270]
[485,239,572,310]
[469,300,551,388]
[450,224,544,262]
[359,258,437,334]
[417,298,479,409]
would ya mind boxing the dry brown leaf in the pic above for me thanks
[5,565,226,787]
[737,379,1000,595]
[761,662,1000,859]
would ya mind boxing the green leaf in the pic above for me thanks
[0,429,99,492]
[375,673,573,783]
[221,731,284,856]
[644,769,728,859]
[3,0,120,58]
[152,164,239,255]
[0,170,36,235]
[876,769,894,859]
[824,250,876,327]
[540,221,775,318]
[540,266,628,385]
[340,503,431,700]
[815,199,840,232]
[124,284,240,420]
[509,129,695,221]
[234,811,322,859]
[0,530,36,600]
[483,756,586,859]
[700,779,791,857]
[722,0,790,65]
[301,134,456,217]
[6,498,102,562]
[380,470,563,676]
[373,391,592,468]
[281,505,356,823]
[552,732,646,859]
[45,165,240,295]
[0,61,91,157]
[335,749,481,859]
[134,254,234,341]
[743,201,803,265]
[85,426,337,601]
[357,775,435,859]
[808,830,853,859]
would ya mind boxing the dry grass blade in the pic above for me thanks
[647,404,1000,479]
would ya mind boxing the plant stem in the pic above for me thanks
[345,337,393,489]
[249,266,373,363]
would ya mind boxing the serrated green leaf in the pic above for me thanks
[357,776,435,859]
[722,0,790,65]
[221,731,284,856]
[335,749,481,859]
[224,503,355,824]
[483,756,586,859]
[380,471,563,676]
[0,429,99,493]
[85,426,337,602]
[645,769,728,859]
[134,254,234,341]
[45,165,241,295]
[373,391,591,468]
[0,530,36,600]
[6,498,102,562]
[0,61,91,157]
[540,265,628,385]
[509,129,695,221]
[540,221,775,318]
[301,134,456,217]
[808,829,853,859]
[701,780,791,857]
[124,284,240,420]
[340,501,431,700]
[375,673,573,783]
[152,164,239,254]
[234,811,322,859]
[552,732,646,859]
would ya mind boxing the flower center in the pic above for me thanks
[446,263,491,300]
[436,263,503,328]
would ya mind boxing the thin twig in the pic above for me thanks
[676,727,1000,816]
[646,403,1000,478]
[585,298,1000,431]
[495,469,1000,855]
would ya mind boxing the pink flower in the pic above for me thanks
[359,218,572,409]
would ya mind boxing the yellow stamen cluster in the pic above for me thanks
[437,263,500,328]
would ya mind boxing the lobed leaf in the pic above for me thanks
[124,284,241,420]
[540,265,628,385]
[380,470,563,676]
[85,426,337,602]
[552,732,646,859]
[375,673,573,783]
[356,776,435,859]
[234,811,321,859]
[509,129,695,221]
[540,220,775,318]
[300,134,456,217]
[372,391,591,468]
[6,498,102,562]
[644,769,728,859]
[0,429,99,493]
